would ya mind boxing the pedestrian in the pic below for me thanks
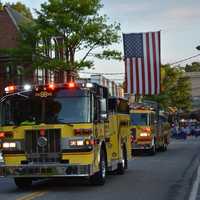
[180,125,187,140]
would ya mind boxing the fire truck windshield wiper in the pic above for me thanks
[58,122,74,126]
[55,122,73,126]
[0,91,30,103]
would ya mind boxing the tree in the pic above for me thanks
[185,62,200,72]
[169,76,191,111]
[144,64,192,111]
[10,1,33,19]
[0,2,3,10]
[32,0,121,70]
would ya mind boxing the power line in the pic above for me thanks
[79,53,200,75]
[79,71,124,75]
[170,53,200,66]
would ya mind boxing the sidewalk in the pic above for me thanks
[196,186,200,200]
[189,165,200,200]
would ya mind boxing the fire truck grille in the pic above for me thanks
[25,129,61,163]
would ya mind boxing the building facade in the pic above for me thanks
[0,5,76,96]
[185,72,200,110]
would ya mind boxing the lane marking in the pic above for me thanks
[16,191,47,200]
[189,165,200,200]
[16,192,39,200]
[27,192,47,200]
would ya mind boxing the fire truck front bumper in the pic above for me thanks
[0,164,93,178]
[132,142,153,150]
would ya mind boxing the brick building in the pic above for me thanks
[0,5,76,96]
[0,5,25,95]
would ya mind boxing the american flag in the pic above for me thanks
[123,31,161,95]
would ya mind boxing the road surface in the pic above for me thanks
[0,137,200,200]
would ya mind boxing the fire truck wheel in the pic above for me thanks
[149,144,156,155]
[161,140,168,152]
[14,178,32,189]
[117,146,127,175]
[163,143,168,151]
[149,138,156,155]
[90,149,107,186]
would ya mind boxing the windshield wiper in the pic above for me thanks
[44,120,74,126]
[0,91,30,103]
[58,122,74,126]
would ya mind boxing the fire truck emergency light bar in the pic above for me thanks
[129,102,155,111]
[4,82,94,94]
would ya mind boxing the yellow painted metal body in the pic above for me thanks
[130,109,170,150]
[1,113,131,176]
[106,114,132,166]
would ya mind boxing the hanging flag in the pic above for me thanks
[123,31,161,95]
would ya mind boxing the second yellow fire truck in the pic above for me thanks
[0,81,131,188]
[130,102,170,155]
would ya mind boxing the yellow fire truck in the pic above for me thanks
[0,81,131,188]
[130,102,170,155]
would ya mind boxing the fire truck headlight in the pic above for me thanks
[9,142,16,148]
[68,138,94,147]
[2,141,22,150]
[69,140,76,146]
[24,84,31,91]
[77,140,84,146]
[86,83,93,88]
[140,132,148,137]
[3,142,16,148]
[69,139,84,147]
[64,137,94,151]
[2,142,10,148]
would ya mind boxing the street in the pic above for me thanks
[0,138,200,200]
[0,1,200,200]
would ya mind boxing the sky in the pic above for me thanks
[2,0,200,79]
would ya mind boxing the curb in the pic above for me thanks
[189,165,200,200]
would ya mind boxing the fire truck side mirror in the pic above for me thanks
[100,113,108,120]
[100,99,108,121]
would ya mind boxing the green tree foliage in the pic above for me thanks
[169,76,191,111]
[185,62,200,72]
[144,64,192,111]
[0,2,3,10]
[1,0,121,75]
[31,0,121,70]
[10,1,33,19]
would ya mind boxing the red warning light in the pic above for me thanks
[68,82,75,88]
[40,129,45,136]
[5,85,16,93]
[48,83,55,90]
[0,132,5,139]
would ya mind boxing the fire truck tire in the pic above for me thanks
[149,145,156,155]
[160,144,166,152]
[90,149,107,186]
[161,139,168,152]
[14,178,32,189]
[149,138,156,155]
[163,143,168,151]
[117,146,127,175]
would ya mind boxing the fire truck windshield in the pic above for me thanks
[130,113,148,126]
[0,89,91,125]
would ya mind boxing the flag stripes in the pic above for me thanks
[123,31,161,95]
